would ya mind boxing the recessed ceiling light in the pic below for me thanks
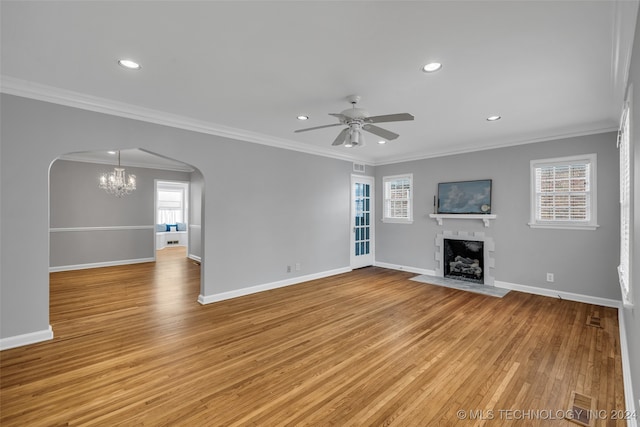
[422,62,442,73]
[118,59,141,70]
[297,115,309,120]
[486,115,502,121]
[378,140,387,145]
[107,151,117,155]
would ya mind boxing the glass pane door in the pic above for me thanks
[355,182,371,257]
[351,176,374,268]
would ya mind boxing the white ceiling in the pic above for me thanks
[1,1,638,166]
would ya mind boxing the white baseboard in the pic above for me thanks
[618,309,639,427]
[49,257,155,272]
[188,254,201,263]
[374,261,435,276]
[0,325,53,351]
[198,266,352,305]
[494,280,622,308]
[373,263,622,308]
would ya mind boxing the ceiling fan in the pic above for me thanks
[294,95,414,147]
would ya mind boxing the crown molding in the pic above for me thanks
[371,126,618,166]
[1,76,619,169]
[0,76,370,165]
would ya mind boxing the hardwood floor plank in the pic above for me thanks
[0,248,627,425]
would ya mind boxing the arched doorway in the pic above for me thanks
[49,148,205,300]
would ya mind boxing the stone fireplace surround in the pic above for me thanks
[435,231,495,286]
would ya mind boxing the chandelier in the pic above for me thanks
[98,151,136,197]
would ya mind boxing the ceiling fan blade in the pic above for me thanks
[364,113,414,124]
[328,113,348,121]
[294,123,343,133]
[332,128,349,146]
[363,124,399,140]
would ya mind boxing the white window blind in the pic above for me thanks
[535,163,589,221]
[383,174,413,223]
[157,186,186,224]
[618,103,632,306]
[529,154,597,230]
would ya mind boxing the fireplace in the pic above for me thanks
[443,239,484,283]
[435,231,495,286]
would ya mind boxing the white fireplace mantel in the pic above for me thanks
[429,214,497,228]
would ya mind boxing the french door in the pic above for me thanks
[350,175,375,268]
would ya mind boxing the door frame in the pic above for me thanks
[350,174,375,269]
[154,179,191,258]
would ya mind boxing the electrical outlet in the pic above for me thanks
[546,273,554,283]
[286,265,291,273]
[295,263,301,271]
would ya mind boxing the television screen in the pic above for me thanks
[437,179,492,214]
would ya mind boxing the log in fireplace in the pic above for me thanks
[443,239,484,284]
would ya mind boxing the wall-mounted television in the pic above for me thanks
[437,179,492,214]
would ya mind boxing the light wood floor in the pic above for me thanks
[0,247,626,426]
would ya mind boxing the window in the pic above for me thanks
[383,174,413,223]
[157,181,188,225]
[529,154,598,230]
[618,99,632,307]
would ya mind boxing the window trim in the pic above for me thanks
[528,153,598,230]
[382,173,414,224]
[618,91,633,308]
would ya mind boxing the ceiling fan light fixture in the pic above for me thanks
[294,95,412,148]
[350,129,359,144]
[486,115,502,121]
[118,59,141,70]
[378,140,387,144]
[422,62,442,73]
[297,115,309,120]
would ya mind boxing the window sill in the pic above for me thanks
[382,218,413,224]
[528,222,599,231]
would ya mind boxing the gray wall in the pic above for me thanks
[207,140,351,289]
[375,132,621,300]
[0,94,351,340]
[189,169,204,260]
[623,3,640,415]
[49,159,190,268]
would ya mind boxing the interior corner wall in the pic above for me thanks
[623,1,640,416]
[49,159,190,269]
[0,94,351,342]
[375,131,621,301]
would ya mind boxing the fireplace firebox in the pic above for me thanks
[443,239,484,283]
[435,231,495,286]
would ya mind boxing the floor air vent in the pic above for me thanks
[586,313,602,328]
[566,391,596,427]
